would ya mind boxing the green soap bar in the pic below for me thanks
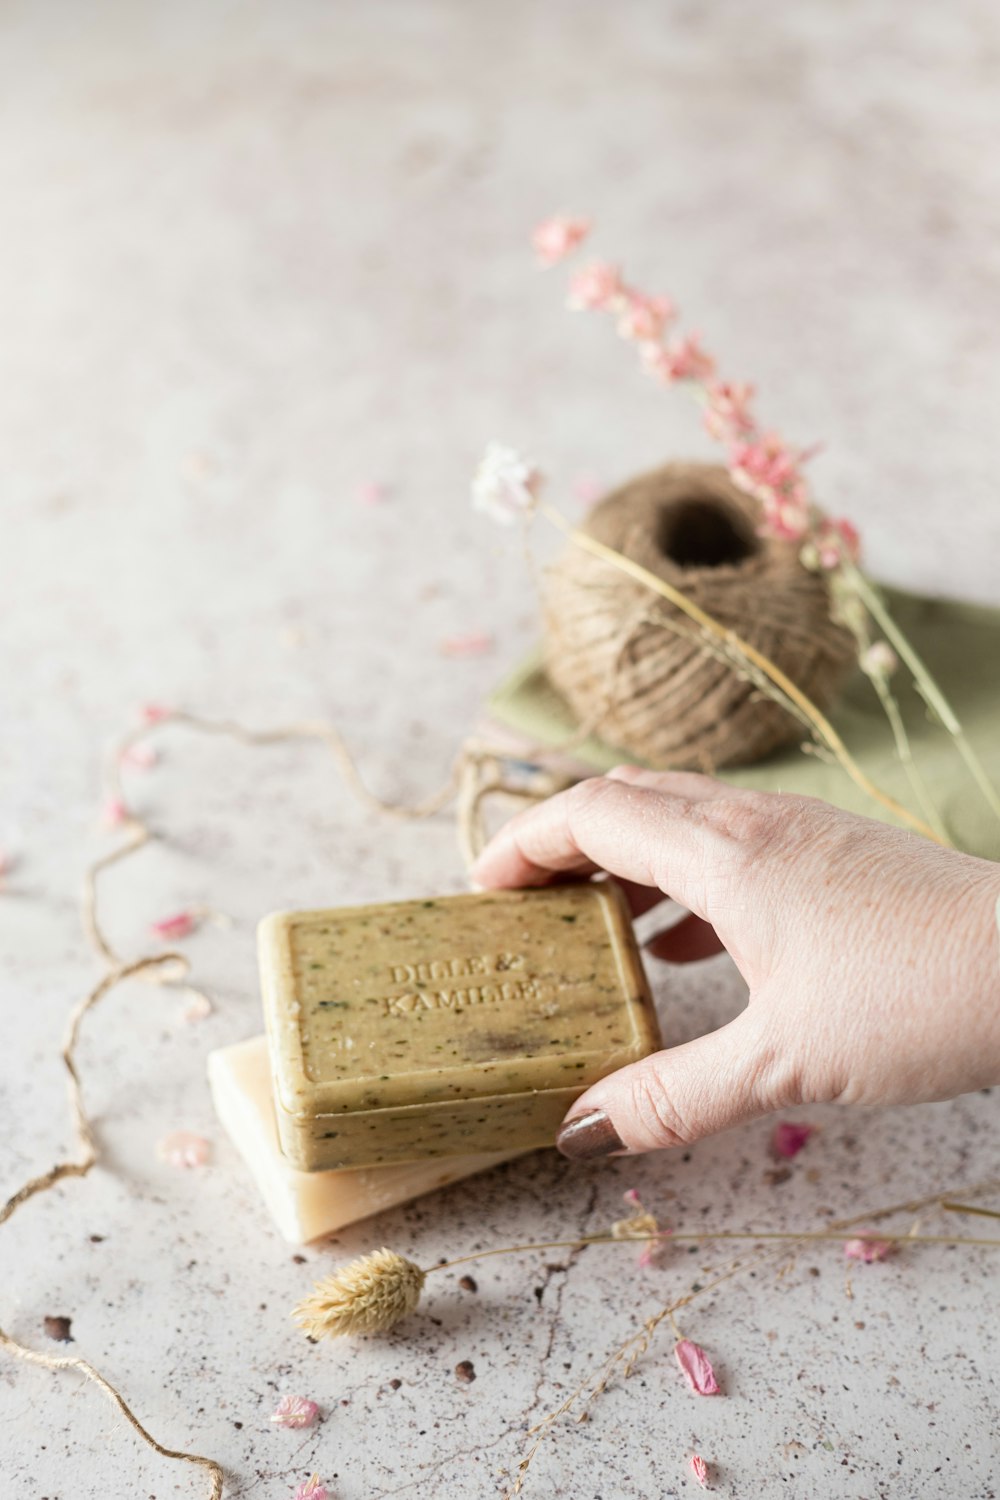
[258,883,661,1171]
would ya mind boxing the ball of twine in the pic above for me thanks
[542,462,856,771]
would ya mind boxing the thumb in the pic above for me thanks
[555,1012,776,1158]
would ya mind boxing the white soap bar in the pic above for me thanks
[207,1035,525,1244]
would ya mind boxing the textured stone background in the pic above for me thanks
[1,3,997,1497]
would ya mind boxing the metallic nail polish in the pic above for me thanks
[555,1108,625,1160]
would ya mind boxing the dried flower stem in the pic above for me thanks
[840,559,1000,829]
[539,502,944,843]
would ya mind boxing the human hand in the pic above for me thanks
[470,767,1000,1158]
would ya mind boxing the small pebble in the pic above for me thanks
[455,1360,476,1383]
[43,1315,73,1343]
[388,1378,402,1390]
[458,1275,478,1293]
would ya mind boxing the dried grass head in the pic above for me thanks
[293,1249,426,1339]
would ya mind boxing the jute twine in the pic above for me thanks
[543,463,856,771]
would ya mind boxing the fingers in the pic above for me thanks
[556,1010,776,1157]
[471,767,762,922]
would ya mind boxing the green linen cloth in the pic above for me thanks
[487,588,1000,861]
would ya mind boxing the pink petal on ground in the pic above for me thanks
[182,991,213,1024]
[674,1339,721,1395]
[357,480,386,505]
[771,1121,816,1159]
[139,703,173,724]
[572,473,603,505]
[151,910,198,941]
[690,1453,711,1488]
[121,742,159,770]
[158,1131,211,1168]
[271,1394,320,1430]
[440,631,494,658]
[623,1187,642,1207]
[844,1234,896,1263]
[101,796,129,828]
[292,1478,328,1500]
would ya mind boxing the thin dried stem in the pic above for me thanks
[841,559,1000,829]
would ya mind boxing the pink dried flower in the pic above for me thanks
[472,443,543,525]
[623,1187,642,1207]
[703,379,756,440]
[759,492,811,542]
[139,703,173,725]
[690,1453,711,1488]
[860,641,898,677]
[616,291,675,343]
[292,1477,328,1500]
[771,1121,816,1159]
[815,516,861,569]
[642,333,715,384]
[532,214,590,266]
[844,1234,896,1263]
[674,1338,721,1395]
[440,631,494,658]
[567,260,623,311]
[101,796,129,829]
[150,910,198,942]
[158,1130,210,1168]
[271,1394,320,1430]
[121,741,159,770]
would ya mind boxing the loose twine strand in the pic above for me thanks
[1,707,572,1497]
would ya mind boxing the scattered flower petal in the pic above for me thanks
[690,1453,711,1488]
[293,1249,426,1339]
[182,990,213,1024]
[674,1338,721,1395]
[567,260,623,311]
[139,703,173,725]
[860,641,899,677]
[101,796,129,828]
[121,742,159,770]
[623,1187,642,1207]
[771,1121,816,1159]
[440,631,494,658]
[292,1476,328,1500]
[844,1234,896,1263]
[271,1394,320,1430]
[572,473,603,505]
[151,910,198,942]
[471,443,543,525]
[532,214,590,266]
[357,480,386,505]
[158,1130,211,1168]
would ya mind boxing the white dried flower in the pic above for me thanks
[471,443,543,525]
[860,641,899,677]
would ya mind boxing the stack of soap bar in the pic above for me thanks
[207,1035,524,1244]
[258,882,660,1171]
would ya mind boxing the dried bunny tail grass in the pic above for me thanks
[293,1250,427,1338]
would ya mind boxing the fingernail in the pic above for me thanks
[555,1108,625,1160]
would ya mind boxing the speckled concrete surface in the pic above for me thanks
[1,3,998,1497]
